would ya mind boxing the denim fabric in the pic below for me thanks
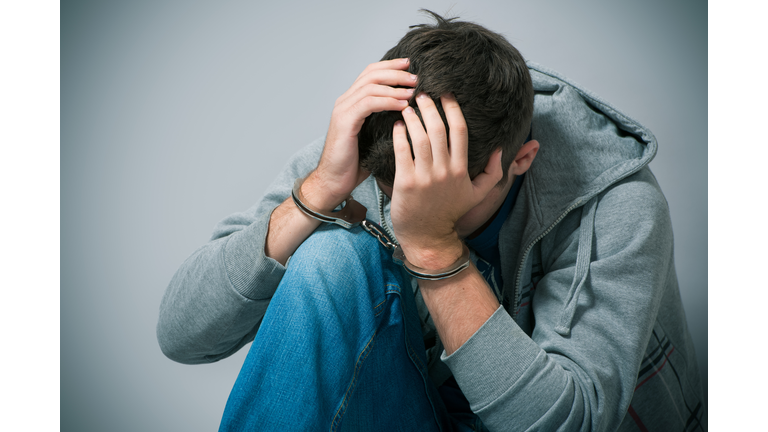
[219,225,487,432]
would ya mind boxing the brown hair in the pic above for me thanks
[358,10,534,186]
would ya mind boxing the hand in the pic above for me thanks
[391,93,503,269]
[305,59,417,210]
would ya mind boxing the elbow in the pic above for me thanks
[157,336,188,364]
[156,314,250,365]
[156,317,207,365]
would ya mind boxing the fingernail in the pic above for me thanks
[402,58,410,64]
[395,120,404,127]
[418,92,429,99]
[410,74,417,81]
[403,106,414,114]
[405,88,415,95]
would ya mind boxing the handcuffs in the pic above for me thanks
[292,177,471,281]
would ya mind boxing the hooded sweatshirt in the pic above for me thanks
[157,62,706,431]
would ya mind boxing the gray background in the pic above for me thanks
[62,1,706,430]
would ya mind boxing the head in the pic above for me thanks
[358,10,534,188]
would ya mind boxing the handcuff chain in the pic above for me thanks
[361,220,397,251]
[292,177,470,280]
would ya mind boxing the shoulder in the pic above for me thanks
[595,168,672,234]
[543,167,673,266]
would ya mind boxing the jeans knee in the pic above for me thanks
[281,225,389,304]
[291,225,381,271]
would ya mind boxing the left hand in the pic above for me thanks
[390,93,503,270]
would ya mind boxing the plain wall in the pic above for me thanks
[61,1,707,430]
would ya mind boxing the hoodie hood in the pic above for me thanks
[499,62,659,333]
[523,62,657,235]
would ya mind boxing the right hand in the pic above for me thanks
[303,58,417,210]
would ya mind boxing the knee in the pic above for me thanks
[276,225,390,315]
[291,225,381,270]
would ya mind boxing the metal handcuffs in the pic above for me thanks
[291,177,470,281]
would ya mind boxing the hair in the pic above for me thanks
[357,10,534,187]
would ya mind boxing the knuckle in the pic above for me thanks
[357,95,371,107]
[452,124,468,136]
[415,137,431,148]
[355,96,375,112]
[433,169,449,183]
[362,68,380,83]
[399,177,415,190]
[360,82,377,95]
[413,176,427,189]
[432,129,447,142]
[450,165,467,178]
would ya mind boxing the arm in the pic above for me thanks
[390,94,671,430]
[156,141,322,364]
[441,176,673,431]
[157,59,417,364]
[266,58,417,264]
[389,92,506,354]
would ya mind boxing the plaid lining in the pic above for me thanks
[629,328,705,431]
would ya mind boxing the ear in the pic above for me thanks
[510,140,539,176]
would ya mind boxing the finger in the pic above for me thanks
[401,105,432,165]
[348,83,415,103]
[441,93,469,173]
[470,148,504,197]
[356,69,418,88]
[392,120,415,179]
[334,80,413,114]
[346,96,410,122]
[354,58,411,83]
[338,69,418,107]
[415,93,449,166]
[330,96,409,139]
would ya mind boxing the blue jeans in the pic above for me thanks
[219,225,487,431]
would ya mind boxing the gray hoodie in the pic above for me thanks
[158,63,705,431]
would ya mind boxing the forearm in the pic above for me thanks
[264,171,341,266]
[440,309,584,432]
[418,262,499,354]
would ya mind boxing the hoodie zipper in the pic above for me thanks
[377,189,398,245]
[512,200,583,316]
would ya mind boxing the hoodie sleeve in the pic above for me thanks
[156,138,325,364]
[441,169,673,431]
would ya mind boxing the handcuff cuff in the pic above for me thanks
[292,177,471,281]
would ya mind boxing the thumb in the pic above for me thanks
[471,148,504,196]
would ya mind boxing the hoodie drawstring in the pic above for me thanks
[555,196,598,337]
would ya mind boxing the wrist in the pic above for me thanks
[301,171,347,212]
[399,235,464,271]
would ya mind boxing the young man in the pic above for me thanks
[158,12,705,431]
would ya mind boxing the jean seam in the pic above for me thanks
[330,331,377,432]
[399,286,444,432]
[408,345,426,371]
[332,275,427,430]
[373,299,387,317]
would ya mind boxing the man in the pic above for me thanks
[158,11,705,431]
